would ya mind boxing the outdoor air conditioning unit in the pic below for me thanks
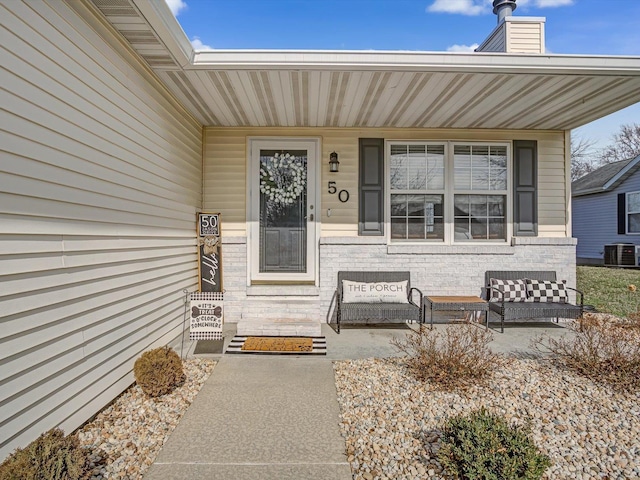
[603,243,639,267]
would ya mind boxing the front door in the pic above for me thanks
[249,139,318,283]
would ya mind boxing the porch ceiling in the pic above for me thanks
[91,0,640,131]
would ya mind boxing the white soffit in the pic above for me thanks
[93,0,640,130]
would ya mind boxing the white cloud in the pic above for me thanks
[447,43,480,52]
[165,0,187,16]
[191,37,213,51]
[534,0,574,6]
[516,0,575,8]
[427,0,488,15]
[427,0,575,16]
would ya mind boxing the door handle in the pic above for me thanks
[309,214,314,221]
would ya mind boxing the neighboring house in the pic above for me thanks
[1,0,640,458]
[572,155,640,265]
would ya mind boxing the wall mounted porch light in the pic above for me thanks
[329,151,340,173]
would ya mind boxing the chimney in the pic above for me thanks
[492,0,517,24]
[476,0,545,53]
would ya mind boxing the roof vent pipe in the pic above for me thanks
[492,0,517,24]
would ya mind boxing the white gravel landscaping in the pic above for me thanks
[76,358,215,480]
[334,356,640,480]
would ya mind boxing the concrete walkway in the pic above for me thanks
[143,355,352,480]
[145,321,572,479]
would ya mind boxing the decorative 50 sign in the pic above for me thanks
[199,213,219,236]
[197,213,223,293]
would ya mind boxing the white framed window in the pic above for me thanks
[453,144,508,241]
[627,191,640,234]
[387,141,510,244]
[389,143,445,240]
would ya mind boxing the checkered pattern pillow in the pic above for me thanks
[525,279,568,303]
[489,278,528,302]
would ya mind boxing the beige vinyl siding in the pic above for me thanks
[0,0,202,458]
[477,26,506,53]
[203,127,568,237]
[203,130,248,235]
[507,21,544,54]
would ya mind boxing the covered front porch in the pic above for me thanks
[5,0,640,461]
[87,0,640,330]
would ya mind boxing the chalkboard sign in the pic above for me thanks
[197,213,223,292]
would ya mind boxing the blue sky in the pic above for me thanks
[166,0,639,151]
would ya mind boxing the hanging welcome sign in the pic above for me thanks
[197,213,223,292]
[193,213,223,340]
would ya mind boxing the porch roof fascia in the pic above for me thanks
[130,0,193,68]
[121,0,640,130]
[190,49,640,76]
[130,0,640,77]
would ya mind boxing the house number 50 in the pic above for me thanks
[328,182,350,203]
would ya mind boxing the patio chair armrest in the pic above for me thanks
[485,285,505,304]
[408,287,423,308]
[564,286,584,306]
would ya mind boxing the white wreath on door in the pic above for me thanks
[259,152,307,205]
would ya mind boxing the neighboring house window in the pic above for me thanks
[628,191,640,234]
[388,142,509,243]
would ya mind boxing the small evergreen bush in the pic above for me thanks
[133,346,184,397]
[391,322,504,389]
[0,428,90,480]
[437,408,551,480]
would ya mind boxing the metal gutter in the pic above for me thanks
[191,50,640,75]
[130,0,194,68]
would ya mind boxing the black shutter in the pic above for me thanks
[359,138,384,235]
[618,193,626,234]
[513,140,538,236]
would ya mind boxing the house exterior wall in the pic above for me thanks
[217,236,577,323]
[205,128,568,236]
[0,0,202,458]
[573,172,640,262]
[204,127,575,322]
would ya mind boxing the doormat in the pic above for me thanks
[225,336,326,355]
[243,337,312,351]
[193,339,224,354]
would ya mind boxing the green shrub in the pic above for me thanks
[0,428,90,480]
[438,408,551,480]
[133,346,184,397]
[391,322,504,390]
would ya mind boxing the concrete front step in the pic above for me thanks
[236,318,322,337]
